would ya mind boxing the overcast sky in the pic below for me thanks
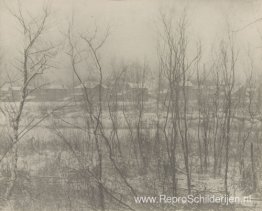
[1,0,262,83]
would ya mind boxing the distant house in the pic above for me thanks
[158,81,198,102]
[73,82,109,102]
[232,84,262,111]
[0,84,11,101]
[179,81,199,101]
[32,84,69,102]
[0,83,69,102]
[11,86,22,101]
[108,82,149,102]
[0,84,22,101]
[125,82,149,101]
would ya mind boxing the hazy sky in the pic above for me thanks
[1,0,262,83]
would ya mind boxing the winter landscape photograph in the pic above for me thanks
[0,0,262,210]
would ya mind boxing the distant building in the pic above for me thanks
[125,82,149,101]
[0,84,11,101]
[0,84,22,101]
[32,84,69,101]
[73,82,109,102]
[0,83,70,102]
[158,80,198,102]
[233,83,262,113]
[107,81,149,102]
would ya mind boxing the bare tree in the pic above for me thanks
[63,21,138,211]
[219,34,237,195]
[0,3,56,202]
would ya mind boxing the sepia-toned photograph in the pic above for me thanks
[0,0,262,210]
